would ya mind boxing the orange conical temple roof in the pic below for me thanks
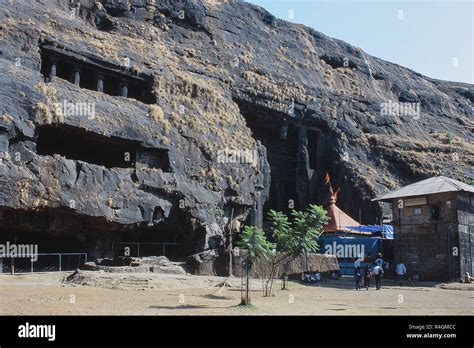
[323,174,360,232]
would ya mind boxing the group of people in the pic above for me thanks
[301,272,321,283]
[354,254,408,291]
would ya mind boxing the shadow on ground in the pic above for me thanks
[148,304,212,310]
[291,277,444,291]
[204,294,234,300]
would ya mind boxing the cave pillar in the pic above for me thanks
[280,119,288,140]
[119,81,129,97]
[49,59,57,78]
[274,171,283,211]
[250,191,263,228]
[296,126,310,209]
[71,65,81,86]
[96,74,104,92]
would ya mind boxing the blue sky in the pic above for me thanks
[246,0,473,84]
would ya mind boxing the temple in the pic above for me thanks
[322,173,360,233]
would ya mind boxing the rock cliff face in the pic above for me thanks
[0,0,472,259]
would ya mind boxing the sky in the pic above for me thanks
[246,0,473,84]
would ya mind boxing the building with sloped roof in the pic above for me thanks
[374,176,474,281]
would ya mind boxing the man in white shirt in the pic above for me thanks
[396,261,407,286]
[354,258,361,269]
[372,263,384,290]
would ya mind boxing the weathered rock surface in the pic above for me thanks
[0,0,472,258]
[83,256,186,274]
[62,268,244,291]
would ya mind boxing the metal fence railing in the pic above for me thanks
[112,242,178,259]
[0,242,179,274]
[0,253,88,274]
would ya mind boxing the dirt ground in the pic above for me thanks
[0,271,472,315]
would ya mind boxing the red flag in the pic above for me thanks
[324,173,330,185]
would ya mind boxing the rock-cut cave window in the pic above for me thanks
[40,46,157,104]
[36,125,171,171]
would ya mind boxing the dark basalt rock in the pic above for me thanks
[0,0,472,260]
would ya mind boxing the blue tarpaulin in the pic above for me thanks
[318,235,381,258]
[317,235,384,275]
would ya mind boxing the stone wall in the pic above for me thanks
[392,192,465,281]
[186,249,339,278]
[457,192,474,277]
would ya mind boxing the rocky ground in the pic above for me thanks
[0,272,472,315]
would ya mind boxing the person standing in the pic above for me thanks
[372,263,384,290]
[363,265,372,290]
[354,267,361,291]
[396,261,407,286]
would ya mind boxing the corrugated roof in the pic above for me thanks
[373,176,474,202]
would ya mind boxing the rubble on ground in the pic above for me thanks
[82,256,186,274]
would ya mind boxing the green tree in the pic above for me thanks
[236,225,275,305]
[264,204,328,296]
[290,204,328,256]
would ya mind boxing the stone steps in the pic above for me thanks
[117,277,153,290]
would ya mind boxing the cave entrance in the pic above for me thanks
[0,208,110,271]
[265,122,299,213]
[236,101,320,220]
[109,208,207,260]
[36,125,171,171]
[0,208,192,269]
